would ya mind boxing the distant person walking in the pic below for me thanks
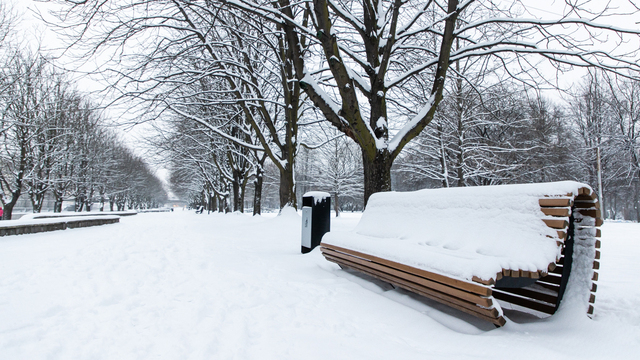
[0,207,3,220]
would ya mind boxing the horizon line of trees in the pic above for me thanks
[0,48,167,220]
[169,69,640,222]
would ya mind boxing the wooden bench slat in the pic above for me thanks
[324,254,506,326]
[578,187,597,198]
[550,265,564,275]
[543,218,568,229]
[541,208,571,217]
[322,247,493,307]
[492,289,556,315]
[537,274,562,285]
[574,200,600,209]
[539,198,572,207]
[536,282,560,292]
[321,243,492,296]
[494,287,558,305]
[577,209,601,218]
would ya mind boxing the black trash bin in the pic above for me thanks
[301,192,331,254]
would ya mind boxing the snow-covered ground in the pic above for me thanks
[0,210,638,359]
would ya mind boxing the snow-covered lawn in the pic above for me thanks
[0,210,638,359]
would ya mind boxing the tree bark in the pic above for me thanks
[2,202,15,220]
[232,170,242,212]
[362,150,393,207]
[279,162,296,209]
[253,170,263,216]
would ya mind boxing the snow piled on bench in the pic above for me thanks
[323,181,589,282]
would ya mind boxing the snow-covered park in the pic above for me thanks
[1,211,638,359]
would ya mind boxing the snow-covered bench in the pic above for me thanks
[320,181,601,326]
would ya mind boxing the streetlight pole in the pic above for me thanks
[597,146,604,219]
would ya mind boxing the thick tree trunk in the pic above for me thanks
[2,202,15,220]
[253,171,263,216]
[53,190,63,213]
[217,194,224,213]
[76,196,84,212]
[232,171,245,213]
[211,195,217,213]
[279,163,296,209]
[54,199,63,213]
[30,187,46,213]
[362,150,393,207]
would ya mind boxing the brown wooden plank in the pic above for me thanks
[536,282,560,292]
[321,247,493,307]
[472,276,494,286]
[550,265,563,275]
[595,240,601,248]
[578,187,596,199]
[323,254,505,326]
[539,198,572,207]
[543,218,568,229]
[574,201,600,210]
[538,274,562,285]
[593,261,600,270]
[592,272,599,281]
[557,230,567,239]
[541,208,570,217]
[591,283,598,292]
[324,254,495,312]
[492,289,556,315]
[595,250,600,259]
[595,218,603,227]
[495,287,558,305]
[588,305,595,315]
[596,229,601,238]
[320,243,491,296]
[589,293,596,304]
[577,209,601,218]
[530,271,540,279]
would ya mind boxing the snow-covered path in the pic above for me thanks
[0,211,638,359]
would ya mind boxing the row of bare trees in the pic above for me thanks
[42,1,640,216]
[392,68,640,220]
[0,48,166,219]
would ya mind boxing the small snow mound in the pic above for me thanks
[278,206,301,219]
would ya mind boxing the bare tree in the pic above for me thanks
[0,52,48,219]
[221,0,640,204]
[47,0,312,210]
